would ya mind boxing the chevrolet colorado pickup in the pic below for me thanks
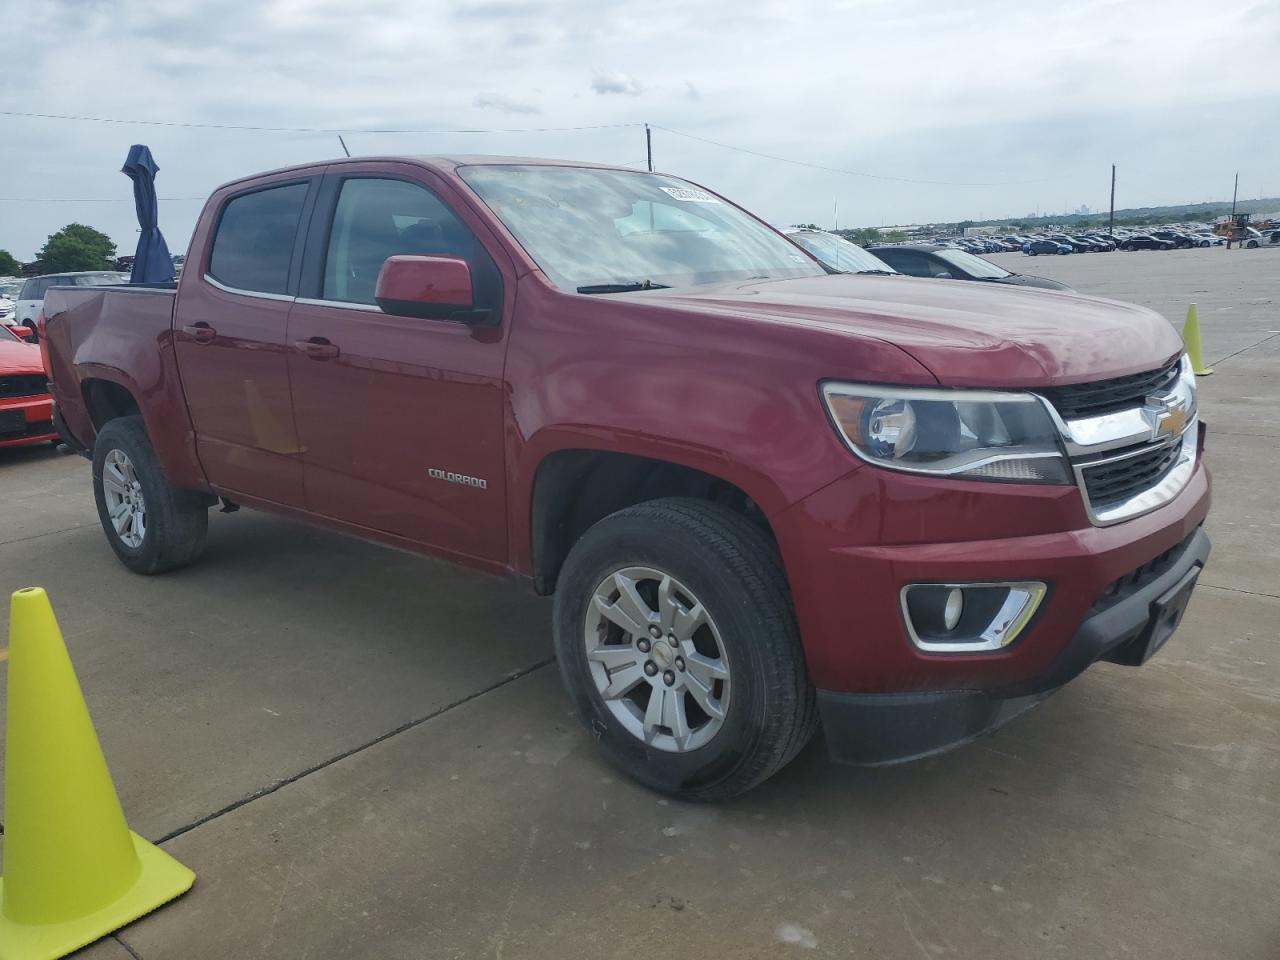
[41,156,1210,800]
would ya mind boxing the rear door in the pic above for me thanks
[285,162,512,564]
[173,175,319,504]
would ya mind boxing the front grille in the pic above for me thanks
[1081,440,1182,507]
[1091,530,1196,613]
[0,417,53,440]
[1041,360,1179,420]
[0,374,48,399]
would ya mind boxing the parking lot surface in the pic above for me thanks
[2,245,1277,959]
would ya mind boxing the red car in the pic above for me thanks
[43,157,1209,799]
[0,324,57,449]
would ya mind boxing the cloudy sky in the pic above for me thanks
[2,0,1277,260]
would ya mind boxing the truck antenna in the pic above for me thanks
[338,135,351,158]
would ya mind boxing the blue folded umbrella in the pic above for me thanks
[122,144,175,284]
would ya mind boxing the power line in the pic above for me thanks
[0,197,206,202]
[0,109,643,135]
[651,124,1060,187]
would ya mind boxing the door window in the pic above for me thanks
[881,252,934,277]
[322,178,491,307]
[208,182,309,295]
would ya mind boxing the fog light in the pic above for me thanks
[901,582,1047,653]
[943,588,964,631]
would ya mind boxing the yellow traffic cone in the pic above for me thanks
[1182,303,1212,376]
[0,588,194,960]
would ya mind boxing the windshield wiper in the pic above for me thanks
[854,269,897,276]
[576,280,671,294]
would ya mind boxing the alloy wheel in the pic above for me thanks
[102,448,147,548]
[584,566,731,753]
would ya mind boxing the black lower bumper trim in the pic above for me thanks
[818,527,1211,766]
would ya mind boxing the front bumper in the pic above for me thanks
[771,425,1212,764]
[817,526,1209,764]
[0,394,56,448]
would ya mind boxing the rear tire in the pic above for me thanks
[553,498,817,801]
[92,416,209,574]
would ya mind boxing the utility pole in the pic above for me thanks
[645,124,653,172]
[1231,172,1238,218]
[1108,164,1116,236]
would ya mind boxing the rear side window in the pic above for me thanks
[208,183,308,295]
[20,278,44,300]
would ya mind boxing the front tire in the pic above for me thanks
[553,498,816,801]
[92,416,209,574]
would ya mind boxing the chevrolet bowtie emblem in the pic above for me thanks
[1145,395,1191,443]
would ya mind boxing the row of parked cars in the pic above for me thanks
[931,225,1276,257]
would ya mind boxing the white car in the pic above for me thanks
[11,271,127,338]
[1240,228,1266,249]
[1193,233,1225,247]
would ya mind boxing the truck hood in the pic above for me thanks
[653,275,1183,387]
[0,336,44,375]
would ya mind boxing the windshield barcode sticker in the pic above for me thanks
[660,186,720,203]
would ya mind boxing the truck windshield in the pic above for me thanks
[787,231,897,274]
[459,165,825,292]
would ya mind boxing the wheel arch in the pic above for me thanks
[525,446,782,595]
[76,365,210,492]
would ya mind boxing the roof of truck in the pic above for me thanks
[212,155,643,194]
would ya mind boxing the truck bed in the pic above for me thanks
[43,284,206,490]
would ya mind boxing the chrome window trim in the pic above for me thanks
[1073,421,1197,527]
[899,581,1047,654]
[203,274,295,303]
[294,297,381,313]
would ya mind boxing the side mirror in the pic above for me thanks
[375,255,489,325]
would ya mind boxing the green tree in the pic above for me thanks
[0,249,20,275]
[36,224,117,273]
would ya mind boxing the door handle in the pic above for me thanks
[182,322,216,344]
[295,337,340,360]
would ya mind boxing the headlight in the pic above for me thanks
[821,383,1070,483]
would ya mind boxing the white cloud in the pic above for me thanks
[590,71,643,96]
[473,93,541,115]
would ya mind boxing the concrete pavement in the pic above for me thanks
[1,245,1277,958]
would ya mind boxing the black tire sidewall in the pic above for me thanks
[554,511,784,797]
[92,418,170,572]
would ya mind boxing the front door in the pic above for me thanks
[285,165,511,564]
[174,177,316,504]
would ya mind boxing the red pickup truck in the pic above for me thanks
[42,156,1210,799]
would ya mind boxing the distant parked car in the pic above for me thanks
[0,323,58,449]
[1151,231,1193,250]
[868,244,1071,290]
[1046,235,1092,253]
[1192,233,1224,247]
[783,229,899,275]
[1121,234,1175,251]
[13,271,128,339]
[1023,238,1071,256]
[1240,228,1266,249]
